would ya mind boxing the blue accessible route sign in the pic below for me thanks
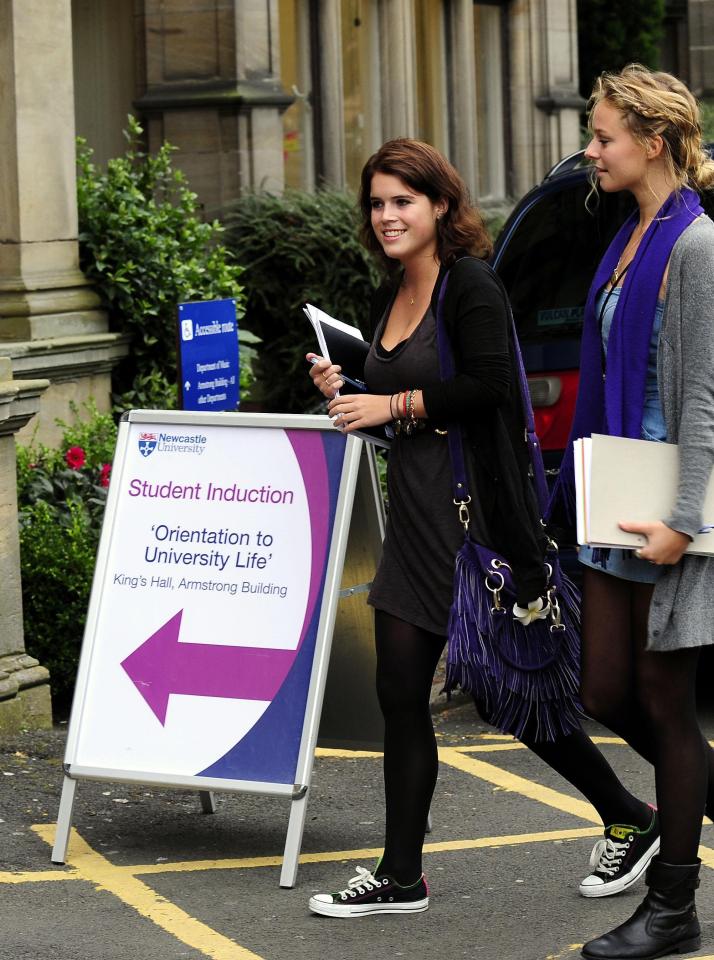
[178,298,239,411]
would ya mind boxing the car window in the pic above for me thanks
[495,181,634,347]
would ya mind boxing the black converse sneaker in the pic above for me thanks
[309,866,429,918]
[579,806,660,898]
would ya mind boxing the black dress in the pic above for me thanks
[365,303,486,636]
[366,258,548,610]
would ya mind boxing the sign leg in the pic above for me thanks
[51,776,78,863]
[426,808,433,834]
[199,791,216,814]
[279,790,310,888]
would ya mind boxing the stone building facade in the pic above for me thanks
[73,0,584,216]
[2,1,711,728]
[0,0,585,728]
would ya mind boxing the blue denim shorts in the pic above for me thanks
[578,544,663,584]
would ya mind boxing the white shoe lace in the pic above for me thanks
[335,866,388,900]
[588,836,631,877]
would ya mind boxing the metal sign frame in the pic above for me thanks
[52,410,363,888]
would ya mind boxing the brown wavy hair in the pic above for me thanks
[588,63,714,194]
[358,138,492,274]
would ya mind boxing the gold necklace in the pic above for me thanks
[611,258,629,286]
[611,219,651,285]
[401,283,416,305]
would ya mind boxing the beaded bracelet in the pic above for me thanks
[402,389,418,436]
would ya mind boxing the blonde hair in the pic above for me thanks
[588,63,714,193]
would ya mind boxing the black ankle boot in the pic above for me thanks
[581,857,701,959]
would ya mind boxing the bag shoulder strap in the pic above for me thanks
[434,258,550,514]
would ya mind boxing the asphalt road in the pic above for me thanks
[2,700,714,960]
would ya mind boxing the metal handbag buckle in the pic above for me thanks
[453,495,472,531]
[485,567,506,614]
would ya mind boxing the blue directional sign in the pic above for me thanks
[177,299,239,412]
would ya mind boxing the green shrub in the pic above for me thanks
[76,116,255,409]
[18,405,118,710]
[20,500,98,711]
[223,189,380,413]
[701,97,714,144]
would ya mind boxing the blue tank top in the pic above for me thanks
[596,286,667,442]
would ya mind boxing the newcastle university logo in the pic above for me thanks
[138,433,158,457]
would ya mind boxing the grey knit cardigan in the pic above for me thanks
[649,214,714,650]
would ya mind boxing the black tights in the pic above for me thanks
[375,609,652,886]
[580,567,708,864]
[375,611,444,885]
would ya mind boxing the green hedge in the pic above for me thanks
[77,116,255,409]
[18,405,117,710]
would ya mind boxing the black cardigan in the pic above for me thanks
[368,257,548,604]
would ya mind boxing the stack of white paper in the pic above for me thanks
[574,433,714,556]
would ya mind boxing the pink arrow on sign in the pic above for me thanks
[120,609,297,725]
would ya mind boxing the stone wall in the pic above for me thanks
[0,358,52,731]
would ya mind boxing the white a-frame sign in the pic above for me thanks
[52,410,371,887]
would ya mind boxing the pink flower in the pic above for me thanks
[65,446,86,470]
[99,463,111,488]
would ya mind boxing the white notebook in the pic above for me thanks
[574,433,714,556]
[303,303,393,449]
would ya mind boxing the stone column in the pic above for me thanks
[378,0,418,139]
[136,0,293,216]
[509,0,584,197]
[0,0,129,446]
[689,0,714,94]
[448,0,479,197]
[0,359,52,732]
[316,0,346,188]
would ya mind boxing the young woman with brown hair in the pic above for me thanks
[306,138,657,919]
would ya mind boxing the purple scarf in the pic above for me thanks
[550,188,703,521]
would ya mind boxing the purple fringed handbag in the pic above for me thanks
[438,264,583,742]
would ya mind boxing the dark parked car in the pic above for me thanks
[491,150,634,470]
[494,149,714,471]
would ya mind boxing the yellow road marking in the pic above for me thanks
[315,747,382,758]
[31,825,264,960]
[438,747,600,823]
[697,844,714,869]
[316,735,631,760]
[318,743,533,756]
[117,826,605,876]
[0,868,78,884]
[0,826,603,886]
[476,733,625,743]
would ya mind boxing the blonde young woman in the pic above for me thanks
[550,65,714,959]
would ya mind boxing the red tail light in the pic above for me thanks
[527,371,579,450]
